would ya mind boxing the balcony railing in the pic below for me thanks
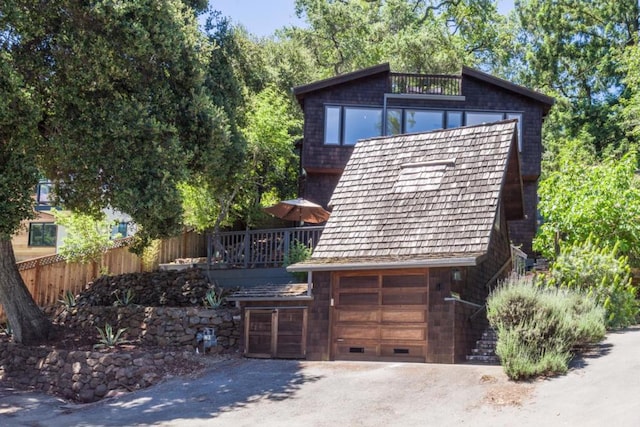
[389,73,462,96]
[208,226,324,269]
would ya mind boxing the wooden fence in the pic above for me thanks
[1,231,206,318]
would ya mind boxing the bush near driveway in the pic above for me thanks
[547,239,639,329]
[487,275,606,380]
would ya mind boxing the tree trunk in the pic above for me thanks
[0,238,51,345]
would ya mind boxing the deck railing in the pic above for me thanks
[210,226,324,268]
[389,73,462,96]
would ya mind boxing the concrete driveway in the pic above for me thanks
[2,326,640,427]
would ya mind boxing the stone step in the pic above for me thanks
[475,340,497,349]
[471,348,496,356]
[466,354,500,364]
[481,331,497,340]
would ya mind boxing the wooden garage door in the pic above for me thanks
[332,272,428,362]
[245,308,307,359]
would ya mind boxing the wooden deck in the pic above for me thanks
[209,226,323,269]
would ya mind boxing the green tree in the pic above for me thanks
[288,0,505,76]
[534,139,640,264]
[507,0,639,153]
[0,1,233,344]
[53,211,117,265]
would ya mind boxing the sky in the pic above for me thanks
[209,0,515,38]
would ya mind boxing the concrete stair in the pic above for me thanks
[466,329,500,364]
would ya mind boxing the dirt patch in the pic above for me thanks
[479,374,534,408]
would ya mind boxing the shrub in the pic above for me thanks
[284,241,312,282]
[487,274,605,380]
[547,239,638,328]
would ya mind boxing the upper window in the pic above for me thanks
[465,112,504,126]
[324,106,341,145]
[324,106,383,145]
[28,222,57,247]
[404,110,444,133]
[507,113,523,152]
[36,181,53,210]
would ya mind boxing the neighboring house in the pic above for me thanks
[293,63,554,256]
[12,180,133,262]
[235,121,522,363]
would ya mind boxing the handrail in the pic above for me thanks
[444,297,483,309]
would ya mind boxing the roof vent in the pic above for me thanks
[394,159,456,193]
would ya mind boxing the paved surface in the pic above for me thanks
[2,327,640,426]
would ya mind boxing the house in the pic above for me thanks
[235,120,522,363]
[293,63,554,256]
[12,180,134,262]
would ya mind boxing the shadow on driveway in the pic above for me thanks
[1,358,322,427]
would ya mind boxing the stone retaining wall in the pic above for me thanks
[0,306,241,403]
[0,344,193,402]
[57,306,241,349]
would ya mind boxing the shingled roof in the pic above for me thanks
[289,120,522,272]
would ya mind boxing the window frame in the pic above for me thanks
[28,222,57,247]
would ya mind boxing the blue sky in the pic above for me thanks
[209,0,515,38]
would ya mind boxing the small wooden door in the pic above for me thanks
[245,308,307,359]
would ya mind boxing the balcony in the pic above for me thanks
[389,73,462,96]
[208,226,324,269]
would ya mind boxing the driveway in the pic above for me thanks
[2,327,640,427]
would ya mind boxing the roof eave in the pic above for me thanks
[287,255,484,272]
[461,66,555,109]
[293,63,391,104]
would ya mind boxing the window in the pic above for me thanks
[507,113,523,152]
[465,112,504,126]
[404,110,444,133]
[36,181,53,210]
[111,222,129,239]
[324,106,341,145]
[386,108,402,135]
[343,107,382,145]
[446,111,463,128]
[28,223,57,247]
[324,106,383,145]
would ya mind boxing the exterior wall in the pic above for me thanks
[306,271,332,360]
[12,212,58,262]
[299,70,548,255]
[453,200,513,362]
[299,73,389,174]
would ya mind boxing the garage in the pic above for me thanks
[332,271,428,362]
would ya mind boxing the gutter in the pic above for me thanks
[287,255,483,272]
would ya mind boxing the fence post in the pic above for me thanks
[243,230,249,269]
[284,229,291,266]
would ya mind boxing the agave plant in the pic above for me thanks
[94,323,128,348]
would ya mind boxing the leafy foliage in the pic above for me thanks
[289,0,505,75]
[534,139,640,264]
[284,241,312,282]
[547,239,638,329]
[487,275,606,380]
[53,211,116,264]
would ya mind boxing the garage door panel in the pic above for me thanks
[380,344,425,359]
[380,326,425,341]
[339,292,379,305]
[381,309,426,323]
[337,309,380,323]
[335,325,379,340]
[381,291,427,305]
